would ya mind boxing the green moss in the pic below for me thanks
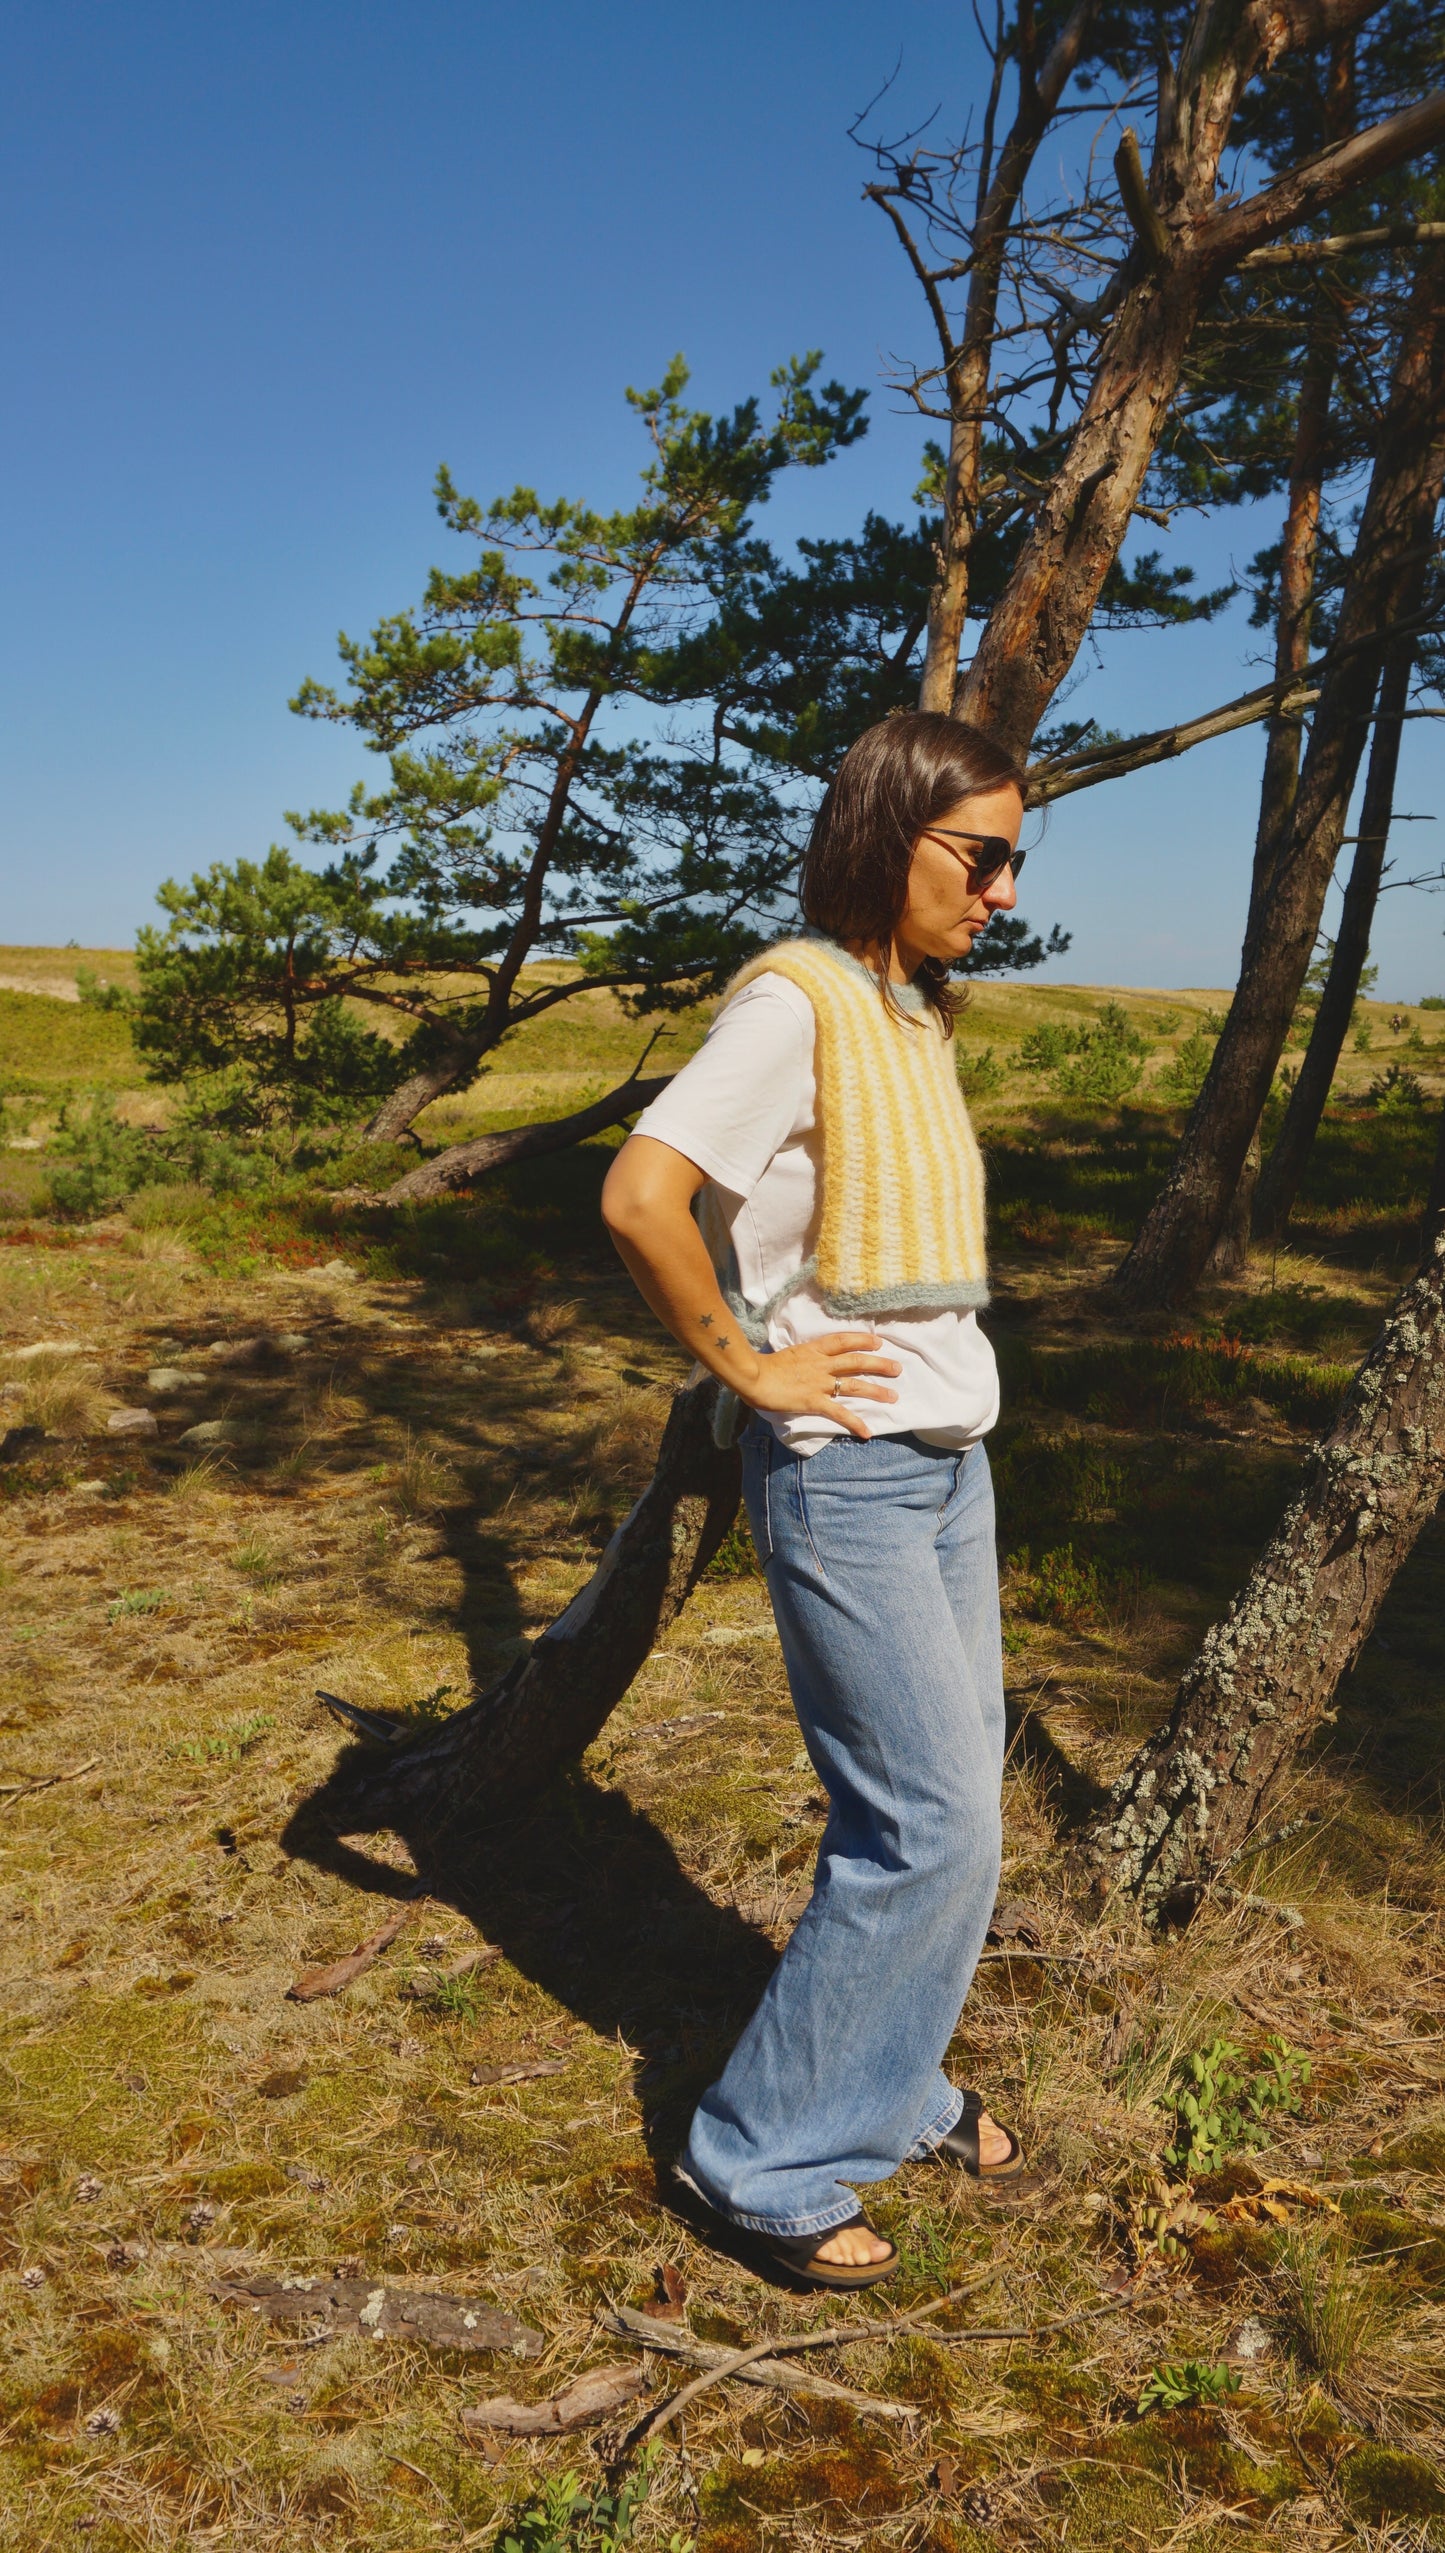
[1339,2194,1445,2292]
[1342,2443,1445,2521]
[1100,2408,1299,2510]
[1377,2122,1445,2173]
[201,2161,290,2201]
[1187,2221,1280,2291]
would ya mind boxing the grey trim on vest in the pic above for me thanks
[822,1277,992,1315]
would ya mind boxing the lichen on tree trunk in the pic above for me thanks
[1087,1220,1445,1918]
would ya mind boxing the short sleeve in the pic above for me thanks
[631,976,813,1198]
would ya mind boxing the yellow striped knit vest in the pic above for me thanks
[716,934,989,1320]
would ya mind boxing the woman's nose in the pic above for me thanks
[983,863,1019,912]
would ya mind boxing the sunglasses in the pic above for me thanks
[922,828,1026,888]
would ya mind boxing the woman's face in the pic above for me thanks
[896,784,1024,968]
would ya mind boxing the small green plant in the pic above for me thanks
[75,967,134,1014]
[231,1537,280,1582]
[497,2445,691,2552]
[1008,1540,1134,1630]
[1162,2035,1310,2176]
[703,1516,760,1579]
[429,1970,490,2022]
[168,1712,274,1765]
[1018,1020,1091,1071]
[409,1681,458,1721]
[1353,1020,1374,1052]
[108,1586,167,1621]
[1159,1027,1215,1103]
[1365,1061,1427,1112]
[1137,2358,1241,2414]
[1054,1003,1153,1104]
[958,1044,1005,1098]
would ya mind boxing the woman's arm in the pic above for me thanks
[600,1134,899,1442]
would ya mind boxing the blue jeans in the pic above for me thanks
[677,1424,1005,2238]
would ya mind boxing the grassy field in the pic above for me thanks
[1,954,1444,2551]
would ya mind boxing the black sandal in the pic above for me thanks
[932,2087,1025,2178]
[761,2209,899,2291]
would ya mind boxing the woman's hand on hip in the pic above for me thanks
[742,1333,900,1442]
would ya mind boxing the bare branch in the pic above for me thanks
[1028,671,1322,803]
[1204,92,1445,271]
[1241,219,1445,270]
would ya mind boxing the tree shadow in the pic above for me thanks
[281,1759,779,2203]
[1005,1693,1109,1831]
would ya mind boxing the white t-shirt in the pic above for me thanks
[633,972,1000,1458]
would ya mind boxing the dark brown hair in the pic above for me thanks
[799,711,1027,1034]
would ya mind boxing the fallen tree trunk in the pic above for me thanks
[312,1375,740,1842]
[1085,1212,1445,1919]
[381,1068,673,1204]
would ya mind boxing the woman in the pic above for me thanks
[601,711,1027,2290]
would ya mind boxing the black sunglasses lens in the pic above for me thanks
[974,838,1023,884]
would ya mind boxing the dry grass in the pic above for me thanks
[0,986,1443,2548]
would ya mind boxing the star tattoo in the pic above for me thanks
[698,1312,714,1328]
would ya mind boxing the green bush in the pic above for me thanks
[1364,1061,1427,1112]
[75,966,134,1014]
[1055,1004,1153,1105]
[1019,1019,1091,1072]
[958,1043,1005,1098]
[1159,1027,1215,1103]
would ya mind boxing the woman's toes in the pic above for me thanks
[814,2226,890,2267]
[977,2112,1014,2169]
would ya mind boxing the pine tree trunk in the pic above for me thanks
[1245,37,1353,935]
[380,1072,673,1204]
[294,1378,740,1849]
[1087,1209,1445,1918]
[364,1046,484,1143]
[1253,636,1415,1240]
[1111,255,1445,1312]
[1207,1125,1260,1277]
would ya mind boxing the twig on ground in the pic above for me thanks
[605,2306,915,2419]
[286,1883,426,2000]
[975,1949,1092,1966]
[0,1756,100,1813]
[633,2293,1123,2441]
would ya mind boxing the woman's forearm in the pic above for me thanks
[605,1217,765,1395]
[601,1138,765,1394]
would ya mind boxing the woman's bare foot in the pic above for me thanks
[812,2111,1014,2266]
[813,2220,894,2268]
[975,2110,1014,2171]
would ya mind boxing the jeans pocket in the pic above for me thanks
[741,1421,776,1568]
[792,1459,829,1582]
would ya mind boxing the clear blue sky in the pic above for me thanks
[4,0,1442,995]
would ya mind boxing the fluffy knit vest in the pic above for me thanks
[715,934,989,1325]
